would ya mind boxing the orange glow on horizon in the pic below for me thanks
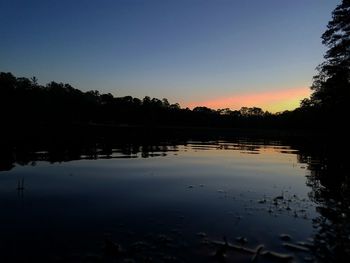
[185,87,311,112]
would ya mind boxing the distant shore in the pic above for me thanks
[1,123,328,145]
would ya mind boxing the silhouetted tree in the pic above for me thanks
[30,76,38,87]
[217,108,232,115]
[162,98,170,108]
[309,0,350,113]
[239,107,264,116]
[193,106,214,114]
[169,103,180,110]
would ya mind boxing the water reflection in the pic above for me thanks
[302,145,350,262]
[0,137,348,262]
[0,139,301,172]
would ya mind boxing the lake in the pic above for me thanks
[0,135,348,262]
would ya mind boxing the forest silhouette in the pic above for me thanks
[0,71,310,129]
[0,68,343,134]
[1,0,348,135]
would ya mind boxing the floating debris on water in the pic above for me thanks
[214,236,229,259]
[279,234,292,241]
[283,242,310,252]
[296,241,314,249]
[211,238,255,254]
[210,237,294,262]
[251,244,264,262]
[307,238,314,243]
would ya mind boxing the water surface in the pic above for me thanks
[0,138,348,262]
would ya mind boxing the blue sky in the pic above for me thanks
[0,0,339,111]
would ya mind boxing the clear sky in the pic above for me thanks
[0,0,340,112]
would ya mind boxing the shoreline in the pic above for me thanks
[1,123,325,143]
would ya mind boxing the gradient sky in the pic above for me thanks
[0,0,340,112]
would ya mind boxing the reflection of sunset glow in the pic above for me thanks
[182,142,299,165]
[186,87,310,112]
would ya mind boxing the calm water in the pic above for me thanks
[0,138,348,262]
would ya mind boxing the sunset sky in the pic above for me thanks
[0,0,339,112]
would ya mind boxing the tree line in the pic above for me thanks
[0,71,315,130]
[1,0,348,132]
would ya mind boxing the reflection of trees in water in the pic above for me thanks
[1,136,350,260]
[0,140,183,171]
[0,137,282,171]
[300,145,350,262]
[1,137,282,172]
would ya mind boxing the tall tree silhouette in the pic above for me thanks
[306,0,350,113]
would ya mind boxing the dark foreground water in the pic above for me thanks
[0,137,349,262]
